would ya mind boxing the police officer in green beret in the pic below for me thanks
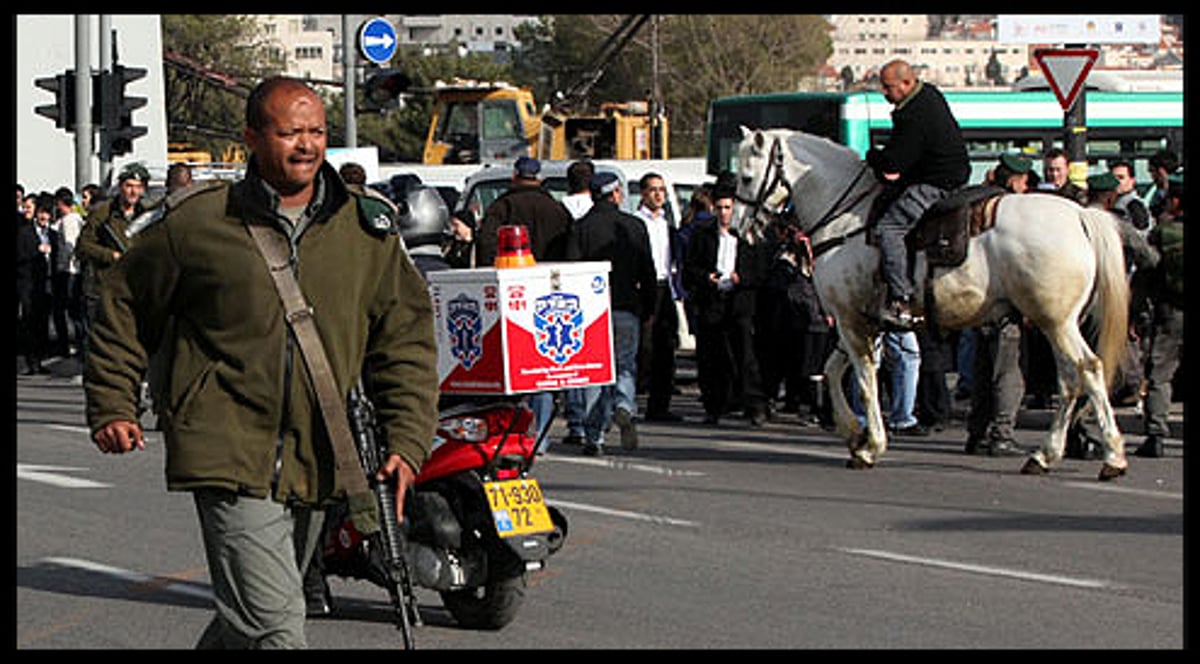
[1134,171,1183,457]
[83,76,439,648]
[74,163,150,349]
[989,153,1033,193]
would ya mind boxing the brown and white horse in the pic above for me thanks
[734,127,1130,480]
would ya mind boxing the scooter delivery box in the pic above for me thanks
[428,262,615,395]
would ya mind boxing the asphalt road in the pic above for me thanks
[16,358,1184,649]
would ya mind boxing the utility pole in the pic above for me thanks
[343,15,357,148]
[74,15,92,192]
[650,15,661,159]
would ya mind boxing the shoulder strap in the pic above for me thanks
[244,223,370,497]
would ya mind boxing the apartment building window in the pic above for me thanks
[295,46,323,60]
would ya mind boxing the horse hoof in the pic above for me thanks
[846,456,874,470]
[1098,464,1127,482]
[1020,458,1047,475]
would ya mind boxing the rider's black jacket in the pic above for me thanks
[866,82,970,191]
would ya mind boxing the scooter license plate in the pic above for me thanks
[484,478,555,538]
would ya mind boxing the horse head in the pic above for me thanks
[733,126,806,241]
[735,127,877,243]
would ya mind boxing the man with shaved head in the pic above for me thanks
[867,59,970,330]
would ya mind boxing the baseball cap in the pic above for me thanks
[514,156,541,178]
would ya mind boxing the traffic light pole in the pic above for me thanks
[1064,43,1088,191]
[74,15,93,192]
[99,15,114,188]
[343,14,357,148]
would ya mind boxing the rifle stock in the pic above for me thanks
[348,381,419,650]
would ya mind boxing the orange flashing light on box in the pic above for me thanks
[494,224,537,268]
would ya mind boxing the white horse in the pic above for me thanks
[734,127,1130,480]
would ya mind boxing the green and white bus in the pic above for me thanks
[705,87,1183,191]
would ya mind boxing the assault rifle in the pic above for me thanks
[348,380,420,650]
[100,222,128,254]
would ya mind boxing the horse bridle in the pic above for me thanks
[735,136,792,223]
[738,134,880,257]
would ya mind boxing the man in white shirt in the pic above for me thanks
[52,188,85,356]
[634,173,682,421]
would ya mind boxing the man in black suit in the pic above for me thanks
[17,196,58,374]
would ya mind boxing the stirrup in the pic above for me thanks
[879,301,923,331]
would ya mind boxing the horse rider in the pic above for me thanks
[866,59,970,331]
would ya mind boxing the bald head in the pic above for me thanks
[880,59,917,105]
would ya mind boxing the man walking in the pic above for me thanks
[566,172,657,455]
[84,76,438,648]
[634,172,683,421]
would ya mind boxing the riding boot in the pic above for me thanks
[879,296,922,331]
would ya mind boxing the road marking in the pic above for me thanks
[549,499,699,528]
[713,440,848,460]
[837,547,1117,590]
[17,463,111,489]
[543,454,706,477]
[40,557,213,601]
[44,424,91,435]
[1062,480,1182,500]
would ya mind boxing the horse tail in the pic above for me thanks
[1079,208,1130,390]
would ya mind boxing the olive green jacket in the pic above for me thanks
[84,162,439,504]
[75,197,145,299]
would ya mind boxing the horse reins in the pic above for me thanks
[740,134,881,258]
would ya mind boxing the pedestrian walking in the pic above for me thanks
[83,76,438,648]
[565,171,657,455]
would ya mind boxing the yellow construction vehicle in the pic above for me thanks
[422,16,667,165]
[422,80,666,165]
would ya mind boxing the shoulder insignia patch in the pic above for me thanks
[352,186,399,236]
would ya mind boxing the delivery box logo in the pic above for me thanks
[446,293,484,370]
[533,292,584,365]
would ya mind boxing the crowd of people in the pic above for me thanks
[15,70,1182,649]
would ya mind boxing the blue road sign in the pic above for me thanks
[359,17,398,65]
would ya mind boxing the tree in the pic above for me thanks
[513,15,832,157]
[161,15,283,158]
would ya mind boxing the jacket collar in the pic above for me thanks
[229,158,349,231]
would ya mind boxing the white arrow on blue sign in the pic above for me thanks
[359,17,398,64]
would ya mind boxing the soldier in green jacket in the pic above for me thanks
[74,162,149,351]
[84,76,439,648]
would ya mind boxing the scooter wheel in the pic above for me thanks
[441,573,526,630]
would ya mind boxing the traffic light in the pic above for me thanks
[101,64,148,156]
[34,70,105,132]
[34,72,75,129]
[362,70,412,111]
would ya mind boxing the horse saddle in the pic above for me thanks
[868,184,1006,268]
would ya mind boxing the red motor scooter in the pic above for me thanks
[321,395,568,631]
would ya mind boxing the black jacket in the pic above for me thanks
[566,199,657,319]
[682,220,767,321]
[16,222,57,299]
[867,82,970,191]
[475,181,571,267]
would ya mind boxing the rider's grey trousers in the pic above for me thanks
[876,183,948,301]
[193,489,325,649]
